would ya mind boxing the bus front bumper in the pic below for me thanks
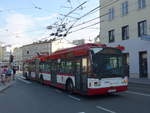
[87,85,128,95]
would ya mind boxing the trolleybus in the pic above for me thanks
[23,43,128,95]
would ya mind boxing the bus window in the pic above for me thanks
[59,61,65,73]
[82,58,88,72]
[75,60,81,74]
[66,61,72,74]
[87,57,91,73]
[52,60,59,72]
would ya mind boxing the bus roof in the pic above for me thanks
[23,43,125,62]
[40,43,106,60]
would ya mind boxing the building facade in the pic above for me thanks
[72,39,93,45]
[22,39,75,61]
[22,41,51,61]
[13,47,23,70]
[100,0,150,78]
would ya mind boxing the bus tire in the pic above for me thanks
[66,79,74,94]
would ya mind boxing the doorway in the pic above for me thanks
[123,53,129,77]
[139,51,148,78]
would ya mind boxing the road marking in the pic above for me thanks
[96,106,117,113]
[68,95,81,101]
[55,89,62,93]
[17,78,31,84]
[78,112,85,113]
[126,91,150,97]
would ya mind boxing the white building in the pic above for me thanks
[51,39,75,53]
[100,0,150,78]
[22,41,51,61]
[72,39,93,45]
[13,47,23,70]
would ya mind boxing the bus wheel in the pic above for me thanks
[40,75,44,85]
[66,80,74,94]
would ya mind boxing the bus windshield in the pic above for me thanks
[91,48,124,77]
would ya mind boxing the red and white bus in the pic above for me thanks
[23,43,128,95]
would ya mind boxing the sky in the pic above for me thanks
[0,0,100,48]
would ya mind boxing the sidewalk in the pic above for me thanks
[129,78,150,85]
[0,82,13,92]
[0,76,15,92]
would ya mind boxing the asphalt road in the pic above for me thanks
[0,76,150,113]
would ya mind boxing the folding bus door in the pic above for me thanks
[51,61,57,84]
[74,59,82,91]
[74,58,88,93]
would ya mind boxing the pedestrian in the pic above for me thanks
[0,66,3,84]
[5,66,12,83]
[1,66,7,84]
[12,67,16,80]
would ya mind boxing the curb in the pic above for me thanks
[129,81,150,86]
[0,82,13,92]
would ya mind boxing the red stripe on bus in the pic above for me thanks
[87,86,128,95]
[55,84,65,89]
[43,80,51,85]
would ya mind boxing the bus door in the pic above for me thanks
[74,59,82,91]
[81,57,88,92]
[74,58,87,92]
[51,61,57,84]
[35,59,40,80]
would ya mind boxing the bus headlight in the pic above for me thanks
[122,77,128,83]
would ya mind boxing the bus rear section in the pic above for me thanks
[86,47,128,95]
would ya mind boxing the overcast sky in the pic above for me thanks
[0,0,99,48]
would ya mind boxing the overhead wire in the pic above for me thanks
[68,21,103,34]
[63,0,121,36]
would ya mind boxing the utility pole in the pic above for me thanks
[99,0,101,43]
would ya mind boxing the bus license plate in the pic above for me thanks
[108,89,116,93]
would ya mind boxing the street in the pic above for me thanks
[0,76,150,113]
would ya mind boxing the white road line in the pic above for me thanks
[68,95,81,101]
[55,89,62,93]
[17,78,31,84]
[96,106,117,113]
[126,91,150,97]
[78,112,85,113]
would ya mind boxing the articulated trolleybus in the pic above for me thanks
[23,43,128,95]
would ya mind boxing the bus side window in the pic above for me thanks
[82,58,88,72]
[59,61,65,73]
[75,60,81,74]
[66,61,72,74]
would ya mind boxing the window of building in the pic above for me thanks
[122,25,129,40]
[138,0,146,9]
[108,8,115,21]
[108,30,115,43]
[27,51,29,54]
[138,20,147,37]
[122,1,128,16]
